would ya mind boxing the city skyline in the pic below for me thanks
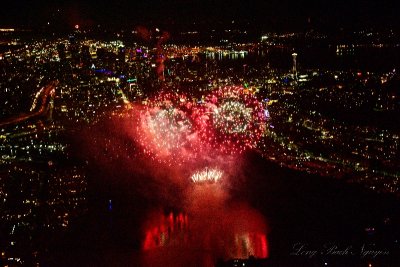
[1,3,400,266]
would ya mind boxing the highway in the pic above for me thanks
[0,80,58,127]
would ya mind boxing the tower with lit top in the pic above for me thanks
[292,52,298,80]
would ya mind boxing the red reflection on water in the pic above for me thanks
[142,211,268,259]
[143,212,189,250]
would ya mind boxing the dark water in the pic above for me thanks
[210,45,400,72]
[300,46,400,71]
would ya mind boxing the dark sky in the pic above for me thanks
[1,0,399,31]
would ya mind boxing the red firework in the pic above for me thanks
[193,86,268,154]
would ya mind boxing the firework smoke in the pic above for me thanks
[140,161,268,267]
[74,84,270,267]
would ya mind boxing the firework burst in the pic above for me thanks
[191,167,223,183]
[193,85,268,154]
[136,91,198,163]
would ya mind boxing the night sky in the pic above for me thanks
[1,0,399,31]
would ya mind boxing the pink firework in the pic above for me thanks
[136,91,198,163]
